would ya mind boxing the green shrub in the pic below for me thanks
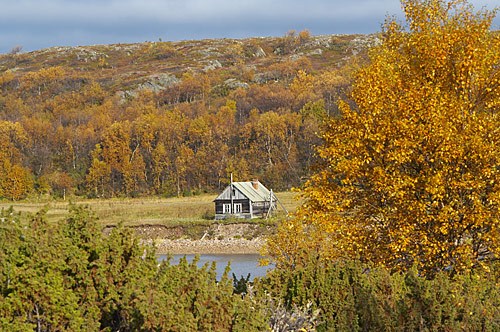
[0,206,269,331]
[257,256,500,331]
[2,204,498,331]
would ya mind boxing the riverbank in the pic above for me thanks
[152,237,265,254]
[107,222,275,254]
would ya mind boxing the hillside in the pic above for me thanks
[0,32,377,200]
[1,33,375,88]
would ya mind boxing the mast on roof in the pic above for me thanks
[230,173,234,214]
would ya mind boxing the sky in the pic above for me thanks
[0,0,498,54]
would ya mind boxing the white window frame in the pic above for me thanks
[234,203,242,214]
[223,203,231,214]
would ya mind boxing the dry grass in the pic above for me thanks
[0,191,300,227]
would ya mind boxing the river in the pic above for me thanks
[158,253,273,280]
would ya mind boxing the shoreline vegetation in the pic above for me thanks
[0,191,297,254]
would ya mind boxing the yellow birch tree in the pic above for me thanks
[269,0,500,277]
[0,121,33,200]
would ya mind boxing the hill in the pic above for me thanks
[0,32,377,200]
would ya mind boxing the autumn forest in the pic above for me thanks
[0,32,366,200]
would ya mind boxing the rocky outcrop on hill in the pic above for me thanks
[137,73,180,92]
[224,78,249,89]
[0,33,374,91]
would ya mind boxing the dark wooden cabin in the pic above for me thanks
[214,180,277,220]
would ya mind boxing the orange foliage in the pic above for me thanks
[270,0,500,276]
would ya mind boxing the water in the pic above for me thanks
[158,253,273,280]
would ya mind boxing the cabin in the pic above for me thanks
[214,180,277,220]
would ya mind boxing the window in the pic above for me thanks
[234,203,242,214]
[223,204,231,214]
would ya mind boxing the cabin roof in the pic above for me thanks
[214,181,273,202]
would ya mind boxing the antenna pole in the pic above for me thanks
[230,173,233,214]
[266,189,275,219]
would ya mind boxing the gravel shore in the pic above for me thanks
[151,237,265,254]
[124,223,273,254]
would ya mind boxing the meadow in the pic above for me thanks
[0,191,299,227]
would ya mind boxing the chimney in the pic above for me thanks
[251,179,259,190]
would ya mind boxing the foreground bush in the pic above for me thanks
[257,256,500,331]
[0,206,267,331]
[1,205,499,331]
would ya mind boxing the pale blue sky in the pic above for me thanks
[0,0,498,53]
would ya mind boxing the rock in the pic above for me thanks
[349,35,381,55]
[224,78,249,89]
[116,90,137,102]
[310,35,335,48]
[137,73,180,92]
[152,73,180,87]
[253,71,280,84]
[289,53,304,61]
[75,48,108,62]
[198,47,222,58]
[203,60,222,71]
[308,48,323,56]
[254,47,266,58]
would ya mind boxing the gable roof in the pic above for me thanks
[214,181,274,203]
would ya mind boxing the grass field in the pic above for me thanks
[0,191,300,226]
